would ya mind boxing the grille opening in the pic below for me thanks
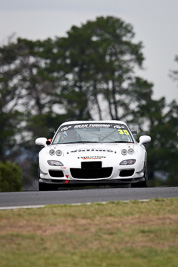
[120,169,134,177]
[51,179,65,183]
[49,170,64,177]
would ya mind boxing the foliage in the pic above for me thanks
[0,161,22,192]
[53,16,145,121]
[0,39,23,161]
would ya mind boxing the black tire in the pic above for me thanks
[39,182,58,191]
[39,182,49,191]
[117,184,131,188]
[132,164,149,188]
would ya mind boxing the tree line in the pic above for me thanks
[0,16,177,188]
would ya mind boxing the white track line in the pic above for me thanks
[0,199,150,210]
[0,205,45,210]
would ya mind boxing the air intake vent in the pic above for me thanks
[49,170,64,177]
[119,169,134,177]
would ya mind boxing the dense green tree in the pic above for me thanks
[167,56,178,185]
[53,16,145,121]
[129,77,178,184]
[0,37,66,186]
[53,29,95,120]
[82,16,144,120]
[0,38,23,160]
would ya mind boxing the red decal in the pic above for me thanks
[66,175,69,178]
[65,180,69,184]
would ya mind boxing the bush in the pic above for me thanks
[0,161,22,192]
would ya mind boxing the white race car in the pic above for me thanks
[35,120,151,190]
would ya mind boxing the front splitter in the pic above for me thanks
[39,177,145,186]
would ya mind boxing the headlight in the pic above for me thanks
[47,160,63,166]
[120,159,136,165]
[56,150,62,156]
[49,149,62,156]
[128,148,134,154]
[49,149,55,156]
[121,148,134,155]
[121,149,127,155]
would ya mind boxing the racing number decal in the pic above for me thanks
[118,129,129,135]
[123,130,129,135]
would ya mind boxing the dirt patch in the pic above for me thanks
[0,214,177,235]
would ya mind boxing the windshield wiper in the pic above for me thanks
[60,141,98,144]
[108,141,133,143]
[74,141,99,143]
[58,141,133,144]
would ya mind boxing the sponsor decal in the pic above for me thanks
[60,126,72,131]
[78,156,106,160]
[59,123,130,132]
[74,124,111,129]
[114,125,126,129]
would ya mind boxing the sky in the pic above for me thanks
[0,0,178,103]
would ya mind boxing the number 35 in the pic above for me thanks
[118,129,129,135]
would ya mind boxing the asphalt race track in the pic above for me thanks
[0,187,178,209]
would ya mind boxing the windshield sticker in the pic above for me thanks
[74,124,111,129]
[118,129,129,135]
[60,126,72,131]
[59,123,128,131]
[114,125,126,129]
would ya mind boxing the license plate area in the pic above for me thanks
[81,161,102,170]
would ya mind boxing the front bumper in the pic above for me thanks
[39,147,145,185]
[39,176,145,185]
[39,164,145,185]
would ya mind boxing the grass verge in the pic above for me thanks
[0,198,178,267]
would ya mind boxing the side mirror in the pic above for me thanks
[46,139,52,145]
[139,135,151,145]
[35,137,47,146]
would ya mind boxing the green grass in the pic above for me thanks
[0,198,178,267]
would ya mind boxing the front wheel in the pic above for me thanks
[39,182,58,191]
[132,164,149,188]
[39,182,48,191]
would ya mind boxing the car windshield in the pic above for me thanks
[52,123,134,144]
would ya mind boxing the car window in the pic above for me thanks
[53,123,134,144]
